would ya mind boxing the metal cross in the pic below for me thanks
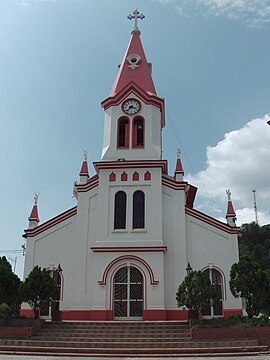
[127,9,145,30]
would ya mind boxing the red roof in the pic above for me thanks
[175,158,184,174]
[79,160,89,177]
[109,30,156,97]
[28,204,39,222]
[226,200,236,218]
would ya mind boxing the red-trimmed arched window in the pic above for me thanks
[133,190,145,229]
[114,191,127,229]
[117,117,130,148]
[132,117,144,148]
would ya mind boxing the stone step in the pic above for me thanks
[1,320,267,357]
[43,325,190,331]
[0,344,268,355]
[46,321,188,326]
[33,335,191,341]
[0,339,260,349]
[38,331,191,338]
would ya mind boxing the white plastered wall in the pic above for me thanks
[186,214,242,310]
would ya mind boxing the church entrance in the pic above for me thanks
[40,267,62,320]
[202,268,223,317]
[113,266,143,320]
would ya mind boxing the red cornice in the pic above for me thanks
[75,174,99,193]
[94,160,168,174]
[23,206,77,239]
[91,246,167,253]
[162,174,187,190]
[185,207,240,234]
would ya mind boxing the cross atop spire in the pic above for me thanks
[34,192,39,205]
[127,9,145,33]
[226,189,232,201]
[83,149,88,161]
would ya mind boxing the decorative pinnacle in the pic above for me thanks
[177,148,181,159]
[127,9,145,31]
[34,192,39,205]
[83,149,88,161]
[226,189,232,201]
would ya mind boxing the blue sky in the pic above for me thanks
[1,0,270,278]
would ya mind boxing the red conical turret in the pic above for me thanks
[225,189,237,227]
[28,193,40,229]
[174,149,184,181]
[79,150,89,183]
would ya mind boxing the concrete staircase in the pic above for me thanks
[0,321,269,357]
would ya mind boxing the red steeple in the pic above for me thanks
[28,204,39,222]
[109,29,156,98]
[79,160,89,177]
[226,201,236,218]
[79,150,89,183]
[28,193,40,229]
[174,149,184,181]
[101,11,165,128]
[225,190,237,227]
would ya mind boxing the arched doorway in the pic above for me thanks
[202,268,223,317]
[40,266,62,320]
[113,266,143,320]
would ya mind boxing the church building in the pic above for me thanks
[21,11,242,321]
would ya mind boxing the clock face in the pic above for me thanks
[122,99,141,115]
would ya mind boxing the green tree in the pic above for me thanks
[176,270,220,319]
[0,256,21,316]
[230,256,269,318]
[239,222,270,271]
[20,266,58,318]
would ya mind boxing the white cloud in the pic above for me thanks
[186,115,270,225]
[158,0,270,27]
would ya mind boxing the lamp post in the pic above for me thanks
[186,262,193,275]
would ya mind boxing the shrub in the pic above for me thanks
[0,303,11,319]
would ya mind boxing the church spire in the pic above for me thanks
[79,150,89,183]
[28,193,40,229]
[225,189,237,227]
[174,149,184,181]
[108,10,156,98]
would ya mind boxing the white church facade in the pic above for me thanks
[22,11,242,321]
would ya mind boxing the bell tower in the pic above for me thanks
[101,10,165,161]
